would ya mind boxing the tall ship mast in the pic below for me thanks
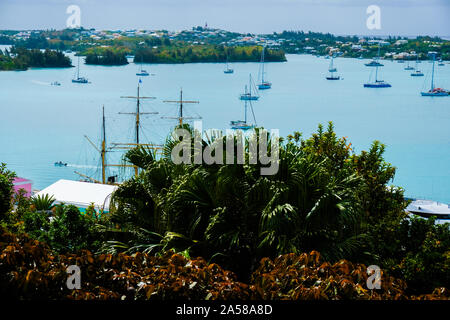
[76,80,163,184]
[162,88,201,126]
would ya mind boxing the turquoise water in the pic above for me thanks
[0,53,449,203]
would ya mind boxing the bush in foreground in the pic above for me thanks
[1,228,447,300]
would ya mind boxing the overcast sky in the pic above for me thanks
[0,0,449,36]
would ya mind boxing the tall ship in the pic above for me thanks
[77,80,161,184]
[240,74,260,100]
[72,55,89,84]
[257,45,272,90]
[421,54,449,96]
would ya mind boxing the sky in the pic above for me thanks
[0,0,449,37]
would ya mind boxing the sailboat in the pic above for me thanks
[421,54,449,96]
[365,43,384,67]
[404,60,414,70]
[72,56,89,83]
[326,55,340,80]
[231,89,256,130]
[136,55,149,76]
[411,57,424,77]
[240,74,259,100]
[224,54,234,74]
[257,45,272,90]
[364,63,391,88]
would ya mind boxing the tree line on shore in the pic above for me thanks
[0,47,71,70]
[134,45,286,63]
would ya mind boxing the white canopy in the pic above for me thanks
[35,179,118,212]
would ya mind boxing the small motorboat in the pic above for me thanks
[406,199,450,219]
[54,161,67,167]
[136,69,149,76]
[230,120,255,130]
[365,60,384,67]
[51,81,61,86]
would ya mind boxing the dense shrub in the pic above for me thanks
[85,49,128,65]
[0,230,447,300]
[134,45,286,63]
[0,163,15,221]
[251,251,407,300]
[0,228,250,300]
[367,215,450,294]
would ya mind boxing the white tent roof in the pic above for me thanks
[35,179,118,211]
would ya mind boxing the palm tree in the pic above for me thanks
[104,123,399,279]
[32,194,55,212]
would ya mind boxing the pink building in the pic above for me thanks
[13,177,33,198]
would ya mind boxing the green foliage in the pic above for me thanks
[47,205,102,253]
[107,123,405,281]
[85,49,128,65]
[31,194,55,211]
[0,120,446,295]
[1,229,447,300]
[134,45,286,64]
[0,47,71,70]
[0,163,15,221]
[22,209,50,241]
[367,215,450,294]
